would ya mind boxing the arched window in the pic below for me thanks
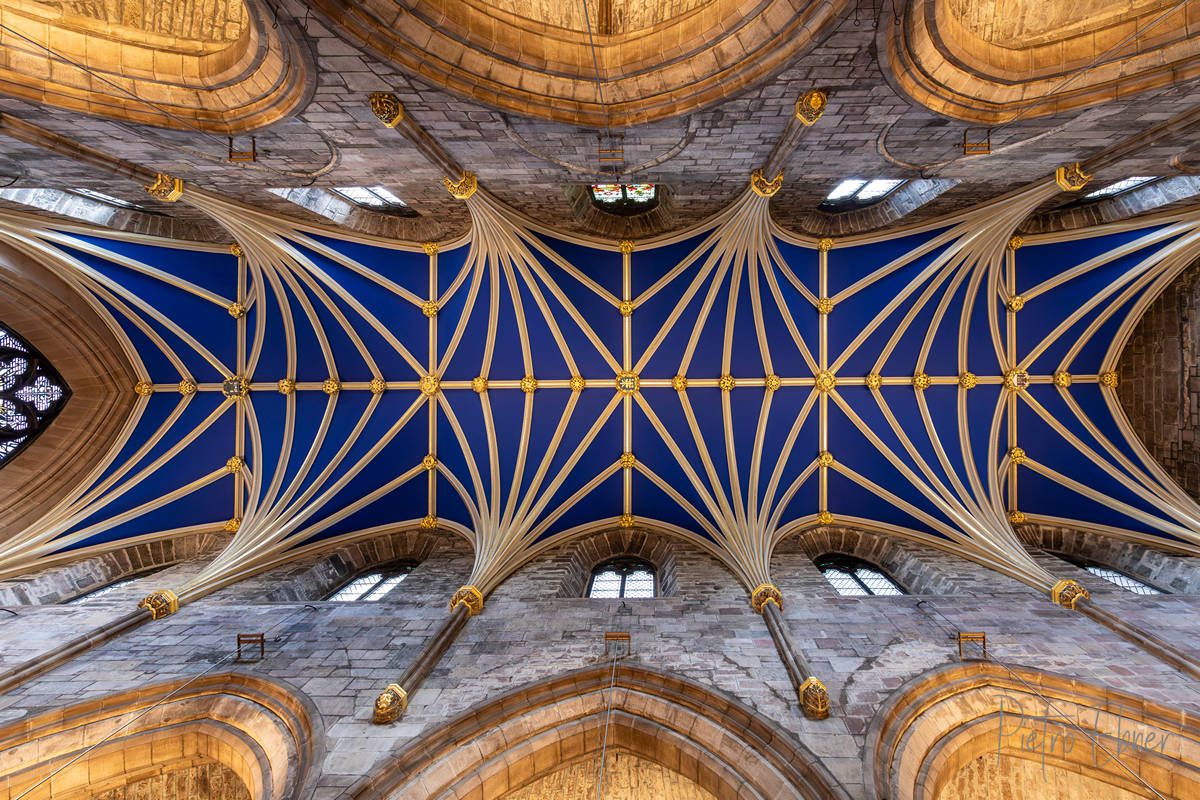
[816,554,904,596]
[588,184,659,215]
[1083,177,1158,199]
[66,574,149,604]
[819,179,905,211]
[325,563,416,601]
[588,558,656,598]
[1,323,69,467]
[330,186,419,217]
[1063,556,1163,595]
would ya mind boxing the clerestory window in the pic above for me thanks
[325,563,416,601]
[1083,177,1158,200]
[816,554,904,596]
[819,179,906,211]
[1063,556,1163,595]
[588,557,656,598]
[330,186,418,216]
[66,574,152,603]
[588,184,659,215]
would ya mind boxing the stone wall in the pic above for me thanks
[0,528,1196,799]
[1117,259,1200,498]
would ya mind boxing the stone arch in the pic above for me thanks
[1116,253,1200,501]
[883,0,1200,124]
[346,663,850,800]
[867,661,1200,800]
[307,0,846,127]
[793,180,958,237]
[554,528,681,598]
[1019,177,1200,234]
[258,528,444,602]
[0,529,228,605]
[777,526,994,595]
[0,0,313,133]
[0,672,322,800]
[1018,525,1200,594]
[564,184,680,239]
[0,238,138,550]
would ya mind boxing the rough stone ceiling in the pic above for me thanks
[0,1,1195,243]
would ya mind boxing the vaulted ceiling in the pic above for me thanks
[2,1,1200,600]
[3,168,1198,601]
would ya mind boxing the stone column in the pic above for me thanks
[1052,579,1200,680]
[761,89,827,176]
[752,584,830,720]
[372,585,482,723]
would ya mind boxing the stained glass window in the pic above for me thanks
[1,324,69,466]
[588,184,659,215]
[625,184,656,202]
[588,558,656,598]
[816,554,904,596]
[591,184,624,202]
[326,564,415,601]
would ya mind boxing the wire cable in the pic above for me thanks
[579,0,611,139]
[593,650,621,800]
[12,603,319,800]
[914,598,1170,800]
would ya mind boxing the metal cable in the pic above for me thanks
[579,0,612,140]
[0,16,333,181]
[13,603,319,800]
[593,650,621,800]
[0,21,230,143]
[991,0,1194,131]
[915,599,1169,800]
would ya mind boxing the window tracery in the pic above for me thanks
[815,554,904,596]
[588,184,659,215]
[331,186,419,216]
[1063,556,1163,595]
[325,563,416,601]
[588,557,656,598]
[819,179,906,211]
[1083,177,1158,199]
[0,323,68,466]
[67,575,147,603]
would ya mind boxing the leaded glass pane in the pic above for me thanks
[71,188,145,210]
[823,568,869,596]
[362,570,411,600]
[854,567,903,596]
[68,577,139,603]
[589,570,623,598]
[328,572,384,601]
[626,184,655,202]
[17,373,63,412]
[591,184,623,202]
[1084,565,1162,595]
[333,187,387,207]
[826,179,866,200]
[1,324,69,467]
[856,179,904,200]
[623,569,655,598]
[1084,177,1155,199]
[370,186,408,206]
